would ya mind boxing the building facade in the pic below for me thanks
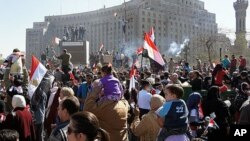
[234,0,248,55]
[26,0,217,67]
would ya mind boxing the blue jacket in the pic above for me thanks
[77,82,91,110]
[158,99,189,129]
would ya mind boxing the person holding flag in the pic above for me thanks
[202,86,230,141]
[143,32,165,66]
[129,61,138,92]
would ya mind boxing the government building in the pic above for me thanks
[26,0,217,67]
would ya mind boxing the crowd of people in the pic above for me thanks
[0,48,250,141]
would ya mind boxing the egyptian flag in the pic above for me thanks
[52,37,61,46]
[99,44,104,52]
[136,47,144,55]
[208,119,219,129]
[148,27,155,43]
[143,33,165,66]
[28,55,47,98]
[129,62,137,92]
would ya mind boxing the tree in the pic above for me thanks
[189,34,231,67]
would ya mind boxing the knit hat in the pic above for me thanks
[150,95,165,111]
[0,100,5,113]
[12,95,26,108]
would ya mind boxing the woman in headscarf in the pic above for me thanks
[211,64,228,86]
[3,95,35,141]
[202,86,230,141]
[189,70,203,92]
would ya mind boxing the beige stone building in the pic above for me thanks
[26,0,217,67]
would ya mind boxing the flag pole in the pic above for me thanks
[140,55,143,72]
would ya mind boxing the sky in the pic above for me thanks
[0,0,249,58]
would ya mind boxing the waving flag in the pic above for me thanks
[143,33,165,66]
[28,55,47,98]
[148,27,155,42]
[99,44,104,52]
[55,37,61,45]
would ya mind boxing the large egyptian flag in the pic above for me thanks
[28,55,47,98]
[143,33,165,66]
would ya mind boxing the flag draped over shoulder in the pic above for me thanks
[143,33,165,66]
[28,55,47,98]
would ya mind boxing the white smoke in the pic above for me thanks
[167,38,189,56]
[120,38,143,67]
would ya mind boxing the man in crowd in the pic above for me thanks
[230,55,237,76]
[77,73,93,110]
[221,55,230,70]
[137,80,152,118]
[239,55,247,72]
[48,96,80,141]
[54,49,72,75]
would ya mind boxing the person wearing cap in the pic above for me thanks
[2,95,36,141]
[155,85,189,141]
[130,95,165,141]
[137,80,152,119]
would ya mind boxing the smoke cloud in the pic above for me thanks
[119,38,143,66]
[167,38,189,56]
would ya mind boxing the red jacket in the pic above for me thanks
[3,107,36,141]
[240,58,246,67]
